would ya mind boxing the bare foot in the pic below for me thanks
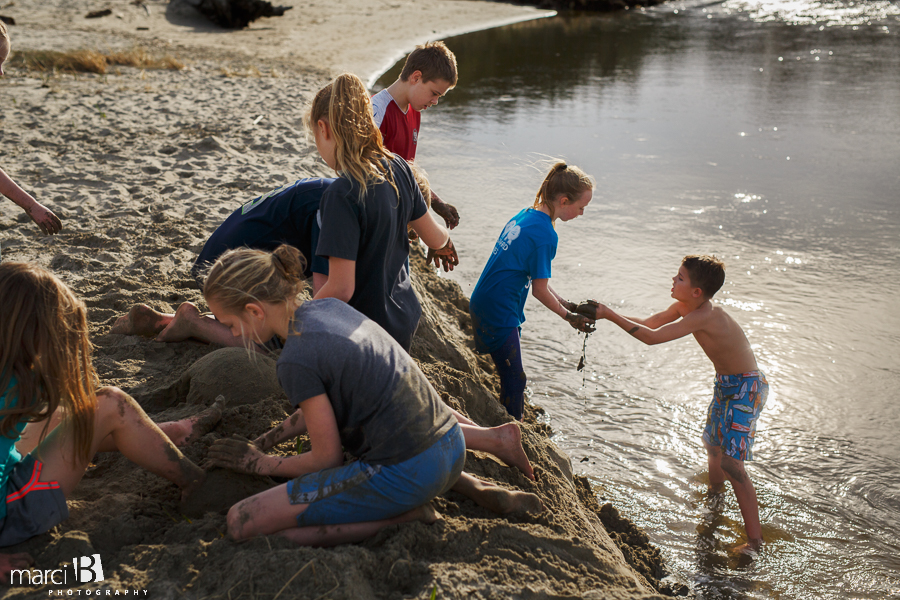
[0,553,34,584]
[733,539,763,556]
[414,501,442,525]
[481,486,544,515]
[454,473,545,515]
[493,422,534,480]
[156,302,202,343]
[110,304,172,337]
[164,396,226,447]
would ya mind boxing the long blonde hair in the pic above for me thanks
[305,73,398,201]
[203,245,307,318]
[532,161,594,221]
[0,263,97,464]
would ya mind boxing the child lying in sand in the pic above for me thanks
[110,166,450,347]
[199,246,541,545]
[1,23,63,257]
[0,262,222,548]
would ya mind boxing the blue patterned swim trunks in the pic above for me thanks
[702,371,768,461]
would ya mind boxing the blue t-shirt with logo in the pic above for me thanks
[0,376,27,521]
[469,208,557,353]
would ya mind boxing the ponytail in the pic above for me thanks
[306,73,398,202]
[203,245,307,316]
[533,161,594,221]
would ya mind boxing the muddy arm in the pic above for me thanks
[254,408,308,452]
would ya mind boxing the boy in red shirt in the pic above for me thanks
[372,41,460,233]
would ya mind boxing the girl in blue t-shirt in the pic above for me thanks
[469,162,596,420]
[0,263,216,548]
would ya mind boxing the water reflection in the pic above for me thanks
[378,4,900,598]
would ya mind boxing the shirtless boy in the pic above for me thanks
[578,255,769,552]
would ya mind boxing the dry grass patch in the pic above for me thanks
[10,47,184,74]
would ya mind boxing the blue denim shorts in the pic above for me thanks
[702,371,768,462]
[286,424,465,527]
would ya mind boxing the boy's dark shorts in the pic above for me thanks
[0,455,68,547]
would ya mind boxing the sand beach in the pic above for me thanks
[1,1,675,597]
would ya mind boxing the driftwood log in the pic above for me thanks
[184,0,292,29]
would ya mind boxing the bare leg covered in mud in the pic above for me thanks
[224,483,441,547]
[19,397,225,454]
[138,396,225,448]
[705,441,762,554]
[27,387,206,501]
[111,302,246,348]
[452,472,544,515]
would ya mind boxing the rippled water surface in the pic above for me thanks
[378,3,900,598]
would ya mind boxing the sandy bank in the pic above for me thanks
[4,0,554,82]
[1,1,677,598]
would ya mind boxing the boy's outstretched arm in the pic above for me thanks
[0,166,62,235]
[598,302,699,345]
[577,300,683,329]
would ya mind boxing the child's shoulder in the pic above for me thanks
[372,89,403,126]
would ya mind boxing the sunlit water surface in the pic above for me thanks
[377,2,900,598]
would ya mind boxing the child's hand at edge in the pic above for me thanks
[427,237,459,272]
[206,435,270,475]
[26,201,62,235]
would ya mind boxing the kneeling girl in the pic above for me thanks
[203,245,465,546]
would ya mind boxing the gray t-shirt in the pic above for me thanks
[315,156,428,351]
[276,298,456,466]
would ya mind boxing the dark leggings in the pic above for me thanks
[490,328,527,420]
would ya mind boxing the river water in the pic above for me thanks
[376,2,900,598]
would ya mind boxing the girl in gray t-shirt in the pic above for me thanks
[203,245,466,545]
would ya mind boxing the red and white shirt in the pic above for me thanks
[371,89,420,162]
